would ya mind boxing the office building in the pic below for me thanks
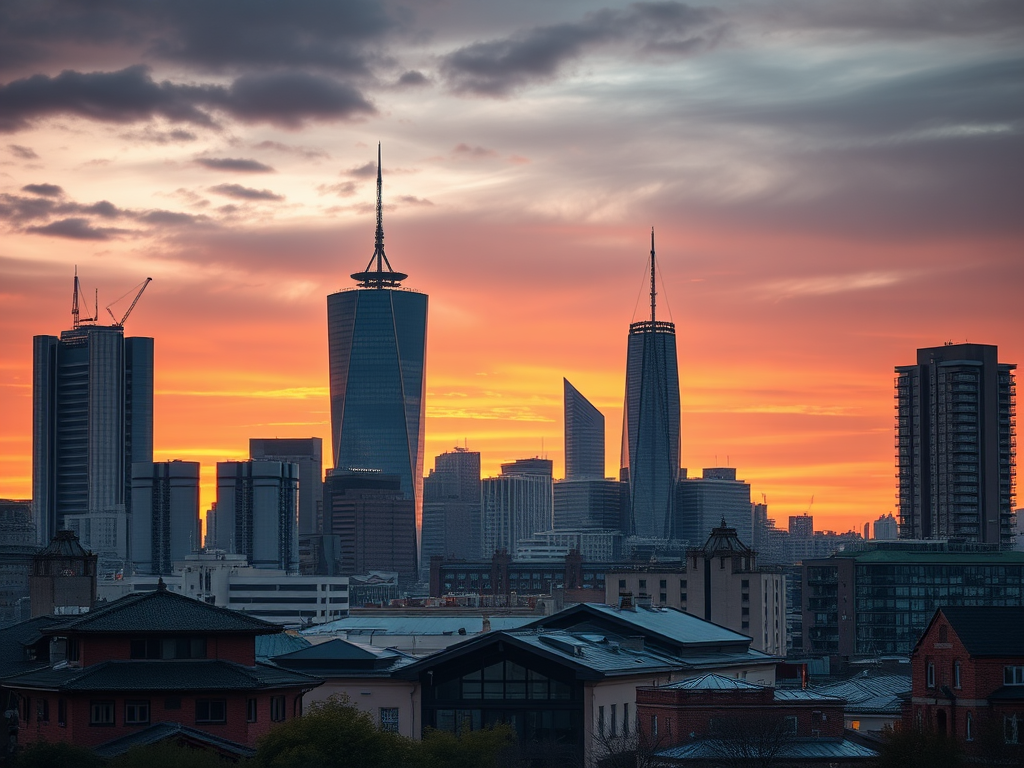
[873,513,898,540]
[553,478,624,532]
[675,467,753,544]
[481,459,553,557]
[214,460,299,573]
[564,378,604,480]
[803,540,1024,656]
[32,280,153,550]
[421,448,482,569]
[0,500,36,625]
[789,513,814,539]
[327,146,427,556]
[324,469,417,584]
[895,343,1016,547]
[130,460,200,575]
[250,437,323,535]
[515,529,624,563]
[621,232,680,538]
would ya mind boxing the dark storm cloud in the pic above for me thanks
[195,157,275,173]
[21,183,63,197]
[441,1,725,96]
[0,66,375,133]
[0,0,395,75]
[208,183,284,201]
[396,70,429,87]
[24,217,129,240]
[8,144,38,159]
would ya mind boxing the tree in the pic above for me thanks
[11,741,102,768]
[877,724,960,768]
[107,742,237,768]
[412,724,515,768]
[701,713,795,768]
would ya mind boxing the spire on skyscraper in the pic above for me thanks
[351,143,407,288]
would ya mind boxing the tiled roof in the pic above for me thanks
[272,638,417,677]
[2,659,321,692]
[256,632,311,661]
[37,530,92,558]
[93,722,256,759]
[302,615,534,636]
[808,674,910,714]
[0,616,65,680]
[657,738,878,761]
[48,587,281,635]
[940,607,1024,657]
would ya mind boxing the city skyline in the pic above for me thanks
[1,1,1021,536]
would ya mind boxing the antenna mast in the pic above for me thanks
[650,228,656,324]
[72,267,80,329]
[350,143,407,288]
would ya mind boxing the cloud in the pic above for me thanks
[344,160,378,178]
[208,183,284,201]
[195,157,275,173]
[396,194,433,206]
[396,70,429,87]
[119,127,199,143]
[253,140,330,160]
[7,144,38,159]
[24,217,130,240]
[317,181,358,197]
[21,183,63,197]
[441,1,726,95]
[764,271,909,300]
[137,209,209,226]
[453,143,498,158]
[0,66,374,133]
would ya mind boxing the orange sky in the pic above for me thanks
[1,1,1021,538]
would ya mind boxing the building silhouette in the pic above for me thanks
[213,460,299,573]
[32,281,153,552]
[481,459,553,557]
[675,468,752,544]
[620,231,680,539]
[250,437,323,535]
[873,513,898,540]
[564,379,604,480]
[895,343,1016,547]
[421,447,482,568]
[327,145,427,571]
[130,460,201,575]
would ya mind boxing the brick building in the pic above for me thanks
[904,606,1024,761]
[1,582,321,755]
[637,673,877,765]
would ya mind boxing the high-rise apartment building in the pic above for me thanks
[621,232,680,539]
[213,460,299,573]
[421,448,482,567]
[249,437,323,535]
[482,459,553,557]
[327,146,427,555]
[789,514,814,539]
[895,343,1016,547]
[130,460,201,575]
[564,379,604,480]
[675,468,752,545]
[873,513,898,540]
[33,283,153,549]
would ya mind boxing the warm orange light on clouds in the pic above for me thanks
[1,1,1021,538]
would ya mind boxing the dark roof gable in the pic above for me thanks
[939,607,1024,657]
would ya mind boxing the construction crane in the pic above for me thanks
[105,277,152,327]
[70,267,98,329]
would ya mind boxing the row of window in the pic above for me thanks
[21,696,287,727]
[597,702,631,739]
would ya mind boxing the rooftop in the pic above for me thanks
[939,606,1024,656]
[808,674,910,714]
[656,738,878,762]
[302,615,534,636]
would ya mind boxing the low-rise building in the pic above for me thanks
[808,673,909,733]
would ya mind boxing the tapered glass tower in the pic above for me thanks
[620,231,680,538]
[327,145,427,575]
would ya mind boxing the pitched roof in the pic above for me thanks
[271,638,417,677]
[256,632,311,662]
[37,530,92,558]
[302,615,533,636]
[2,659,321,692]
[0,615,65,680]
[47,586,281,635]
[808,674,910,715]
[92,722,256,759]
[662,673,765,691]
[939,607,1024,656]
[656,738,878,761]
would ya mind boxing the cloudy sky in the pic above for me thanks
[1,0,1021,534]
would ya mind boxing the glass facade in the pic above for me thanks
[564,379,605,480]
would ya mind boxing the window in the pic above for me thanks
[651,715,658,738]
[927,662,936,688]
[966,712,973,742]
[598,706,605,737]
[196,699,227,724]
[247,698,257,723]
[125,700,150,726]
[623,703,630,736]
[270,696,286,722]
[36,699,49,724]
[954,661,962,689]
[784,716,798,735]
[618,579,626,589]
[659,593,667,604]
[659,580,667,589]
[20,697,29,723]
[938,625,948,643]
[742,579,749,589]
[57,699,66,728]
[130,636,206,660]
[680,592,687,602]
[679,579,687,589]
[1004,666,1024,685]
[380,707,399,733]
[639,579,646,589]
[1005,714,1019,744]
[851,720,861,731]
[90,700,115,726]
[611,704,617,737]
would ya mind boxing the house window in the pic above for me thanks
[659,580,667,589]
[57,699,66,728]
[36,699,49,724]
[247,698,258,723]
[1005,714,1019,744]
[618,579,626,589]
[851,720,861,730]
[680,592,687,602]
[125,700,150,726]
[130,637,207,660]
[623,703,630,736]
[380,707,399,733]
[196,699,227,724]
[651,715,658,738]
[270,696,286,722]
[90,700,115,726]
[927,662,936,688]
[659,594,667,604]
[598,706,605,737]
[639,580,646,589]
[966,712,973,742]
[784,716,798,735]
[611,704,617,737]
[20,697,30,723]
[1004,666,1024,685]
[954,661,961,689]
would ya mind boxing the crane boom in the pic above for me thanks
[105,277,152,327]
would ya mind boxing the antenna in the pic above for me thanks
[351,143,407,288]
[650,227,656,324]
[72,267,80,329]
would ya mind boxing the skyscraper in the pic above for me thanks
[249,438,323,535]
[620,231,680,539]
[130,460,201,575]
[895,343,1016,547]
[481,459,553,557]
[564,379,604,480]
[32,274,153,551]
[327,145,427,574]
[675,468,753,545]
[422,447,482,566]
[214,460,299,572]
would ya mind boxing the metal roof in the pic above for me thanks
[808,674,910,714]
[302,615,534,636]
[657,738,878,761]
[92,722,256,759]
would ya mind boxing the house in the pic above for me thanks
[1,581,322,755]
[808,673,909,733]
[904,606,1024,760]
[638,673,877,766]
[393,601,780,766]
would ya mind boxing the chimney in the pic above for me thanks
[619,591,635,611]
[482,617,491,633]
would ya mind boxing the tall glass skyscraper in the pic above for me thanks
[620,231,680,539]
[564,378,604,480]
[327,146,427,575]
